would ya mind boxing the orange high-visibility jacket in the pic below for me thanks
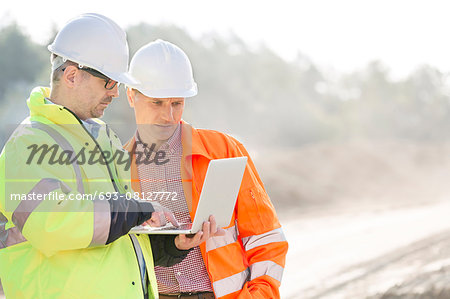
[124,122,288,298]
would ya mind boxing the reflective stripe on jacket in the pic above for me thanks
[125,121,288,298]
[0,87,158,298]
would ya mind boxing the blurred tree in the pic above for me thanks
[397,65,450,140]
[0,23,47,100]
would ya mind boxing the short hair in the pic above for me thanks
[50,54,81,87]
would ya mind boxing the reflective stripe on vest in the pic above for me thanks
[0,213,26,249]
[12,178,71,231]
[89,198,111,247]
[249,260,284,283]
[213,268,249,297]
[130,234,148,297]
[241,228,286,251]
[212,261,283,297]
[0,226,26,249]
[31,122,85,194]
[206,225,238,252]
[209,227,286,296]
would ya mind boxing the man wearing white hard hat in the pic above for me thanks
[0,14,199,299]
[125,39,288,299]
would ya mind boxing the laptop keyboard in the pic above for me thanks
[136,223,193,231]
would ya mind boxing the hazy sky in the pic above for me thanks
[1,0,449,79]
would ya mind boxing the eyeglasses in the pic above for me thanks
[62,66,119,90]
[79,67,120,90]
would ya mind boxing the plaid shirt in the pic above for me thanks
[135,125,213,294]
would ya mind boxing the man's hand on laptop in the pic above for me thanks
[145,202,179,227]
[174,215,226,250]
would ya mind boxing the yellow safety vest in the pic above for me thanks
[0,87,158,298]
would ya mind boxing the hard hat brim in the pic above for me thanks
[107,71,139,85]
[127,83,198,98]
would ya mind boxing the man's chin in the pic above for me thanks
[91,112,104,119]
[92,107,107,118]
[152,127,176,140]
[156,132,175,141]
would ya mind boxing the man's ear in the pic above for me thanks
[126,88,135,108]
[61,65,78,88]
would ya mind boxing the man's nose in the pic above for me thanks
[160,105,174,122]
[108,84,120,98]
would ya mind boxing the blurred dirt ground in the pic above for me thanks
[253,140,450,298]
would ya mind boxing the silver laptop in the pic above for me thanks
[129,156,247,234]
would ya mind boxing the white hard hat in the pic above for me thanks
[48,13,136,85]
[128,39,197,98]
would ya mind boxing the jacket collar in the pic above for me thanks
[28,86,78,125]
[27,86,107,143]
[27,86,106,126]
[181,120,212,160]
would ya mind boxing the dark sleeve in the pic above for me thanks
[150,234,192,267]
[105,194,155,244]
